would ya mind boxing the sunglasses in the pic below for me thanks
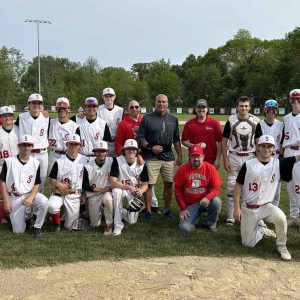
[130,106,140,110]
[30,101,42,105]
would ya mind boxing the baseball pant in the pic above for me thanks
[48,194,80,229]
[31,152,48,189]
[227,153,255,220]
[272,182,281,207]
[88,192,113,227]
[9,193,48,233]
[241,202,287,247]
[112,188,140,233]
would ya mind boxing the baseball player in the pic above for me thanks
[48,97,79,173]
[48,134,86,231]
[254,100,283,206]
[82,140,113,235]
[282,89,300,227]
[222,96,260,225]
[98,87,124,157]
[0,106,19,224]
[15,93,49,188]
[78,97,112,162]
[110,139,149,236]
[0,135,48,237]
[233,135,300,261]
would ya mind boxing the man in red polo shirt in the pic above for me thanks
[182,99,222,169]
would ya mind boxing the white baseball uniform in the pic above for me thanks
[98,104,123,157]
[225,113,260,220]
[111,156,145,234]
[48,118,79,173]
[48,153,86,229]
[83,157,113,227]
[0,156,48,233]
[258,119,283,206]
[292,160,300,210]
[17,112,49,187]
[283,113,300,219]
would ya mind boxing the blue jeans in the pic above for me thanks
[179,197,222,233]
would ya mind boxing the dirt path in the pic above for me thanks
[1,256,299,299]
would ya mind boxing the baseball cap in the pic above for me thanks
[257,135,275,146]
[195,99,208,107]
[289,89,300,98]
[65,134,81,145]
[56,97,70,108]
[0,106,14,115]
[18,134,34,145]
[123,139,138,149]
[28,93,43,103]
[102,87,116,96]
[93,140,108,151]
[78,107,84,113]
[85,97,98,106]
[189,144,204,156]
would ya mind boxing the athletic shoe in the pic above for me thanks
[51,224,61,233]
[263,227,277,239]
[32,228,43,238]
[112,229,122,236]
[104,224,113,236]
[226,218,235,226]
[163,210,176,220]
[151,206,159,213]
[277,245,292,261]
[287,218,299,228]
[144,211,152,221]
[204,225,218,233]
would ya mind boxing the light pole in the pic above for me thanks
[25,19,51,94]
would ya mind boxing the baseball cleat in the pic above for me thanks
[104,224,113,235]
[112,229,122,236]
[32,228,43,238]
[277,245,291,261]
[263,227,277,239]
[226,218,235,226]
[51,224,61,233]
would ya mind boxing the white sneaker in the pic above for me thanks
[226,218,235,226]
[112,229,122,236]
[263,227,277,239]
[277,245,292,261]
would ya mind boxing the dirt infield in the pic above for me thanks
[1,256,299,299]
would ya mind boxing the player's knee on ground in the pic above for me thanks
[179,221,196,233]
[241,234,257,248]
[48,195,63,214]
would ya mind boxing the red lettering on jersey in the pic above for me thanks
[40,129,44,136]
[95,133,99,140]
[270,174,275,183]
[63,133,69,141]
[27,175,33,183]
[0,150,9,158]
[295,184,300,194]
[49,139,57,147]
[248,182,258,192]
[122,179,131,185]
[284,132,289,140]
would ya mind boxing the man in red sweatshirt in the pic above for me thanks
[174,144,222,232]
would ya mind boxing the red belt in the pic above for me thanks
[31,148,47,153]
[246,204,261,209]
[229,151,254,157]
[53,149,65,155]
[9,192,21,197]
[289,146,300,150]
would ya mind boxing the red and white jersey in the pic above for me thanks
[282,113,300,148]
[79,117,107,156]
[228,114,259,153]
[116,155,144,187]
[0,125,19,169]
[242,157,279,205]
[5,156,40,195]
[56,154,86,192]
[84,157,113,197]
[98,104,123,140]
[292,161,300,202]
[18,112,49,149]
[259,119,283,152]
[49,118,79,151]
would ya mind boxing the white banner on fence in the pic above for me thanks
[209,108,214,114]
[141,107,146,113]
[254,108,260,115]
[279,107,285,115]
[177,108,182,114]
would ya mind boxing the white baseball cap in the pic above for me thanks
[102,87,115,96]
[0,106,14,115]
[93,140,108,151]
[85,97,98,106]
[290,89,300,99]
[78,107,84,112]
[28,93,43,103]
[56,97,70,108]
[18,134,34,145]
[258,135,275,146]
[123,139,138,150]
[65,134,81,145]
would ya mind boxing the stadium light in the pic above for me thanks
[25,19,52,94]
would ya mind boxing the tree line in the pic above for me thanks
[0,28,300,110]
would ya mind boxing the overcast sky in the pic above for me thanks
[1,0,299,70]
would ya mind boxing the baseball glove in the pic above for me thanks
[69,218,88,231]
[127,196,144,212]
[52,181,72,196]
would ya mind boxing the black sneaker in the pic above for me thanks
[163,210,176,220]
[32,228,43,238]
[52,224,61,233]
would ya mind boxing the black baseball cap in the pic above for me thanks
[195,99,207,107]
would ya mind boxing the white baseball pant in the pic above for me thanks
[88,192,113,227]
[227,153,255,220]
[8,193,48,233]
[241,202,287,247]
[48,194,80,229]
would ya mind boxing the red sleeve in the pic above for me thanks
[115,123,125,156]
[213,119,223,143]
[181,121,190,142]
[174,165,188,210]
[205,164,222,201]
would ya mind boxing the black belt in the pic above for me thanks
[229,151,254,157]
[31,148,47,153]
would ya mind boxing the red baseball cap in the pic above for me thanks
[189,144,204,156]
